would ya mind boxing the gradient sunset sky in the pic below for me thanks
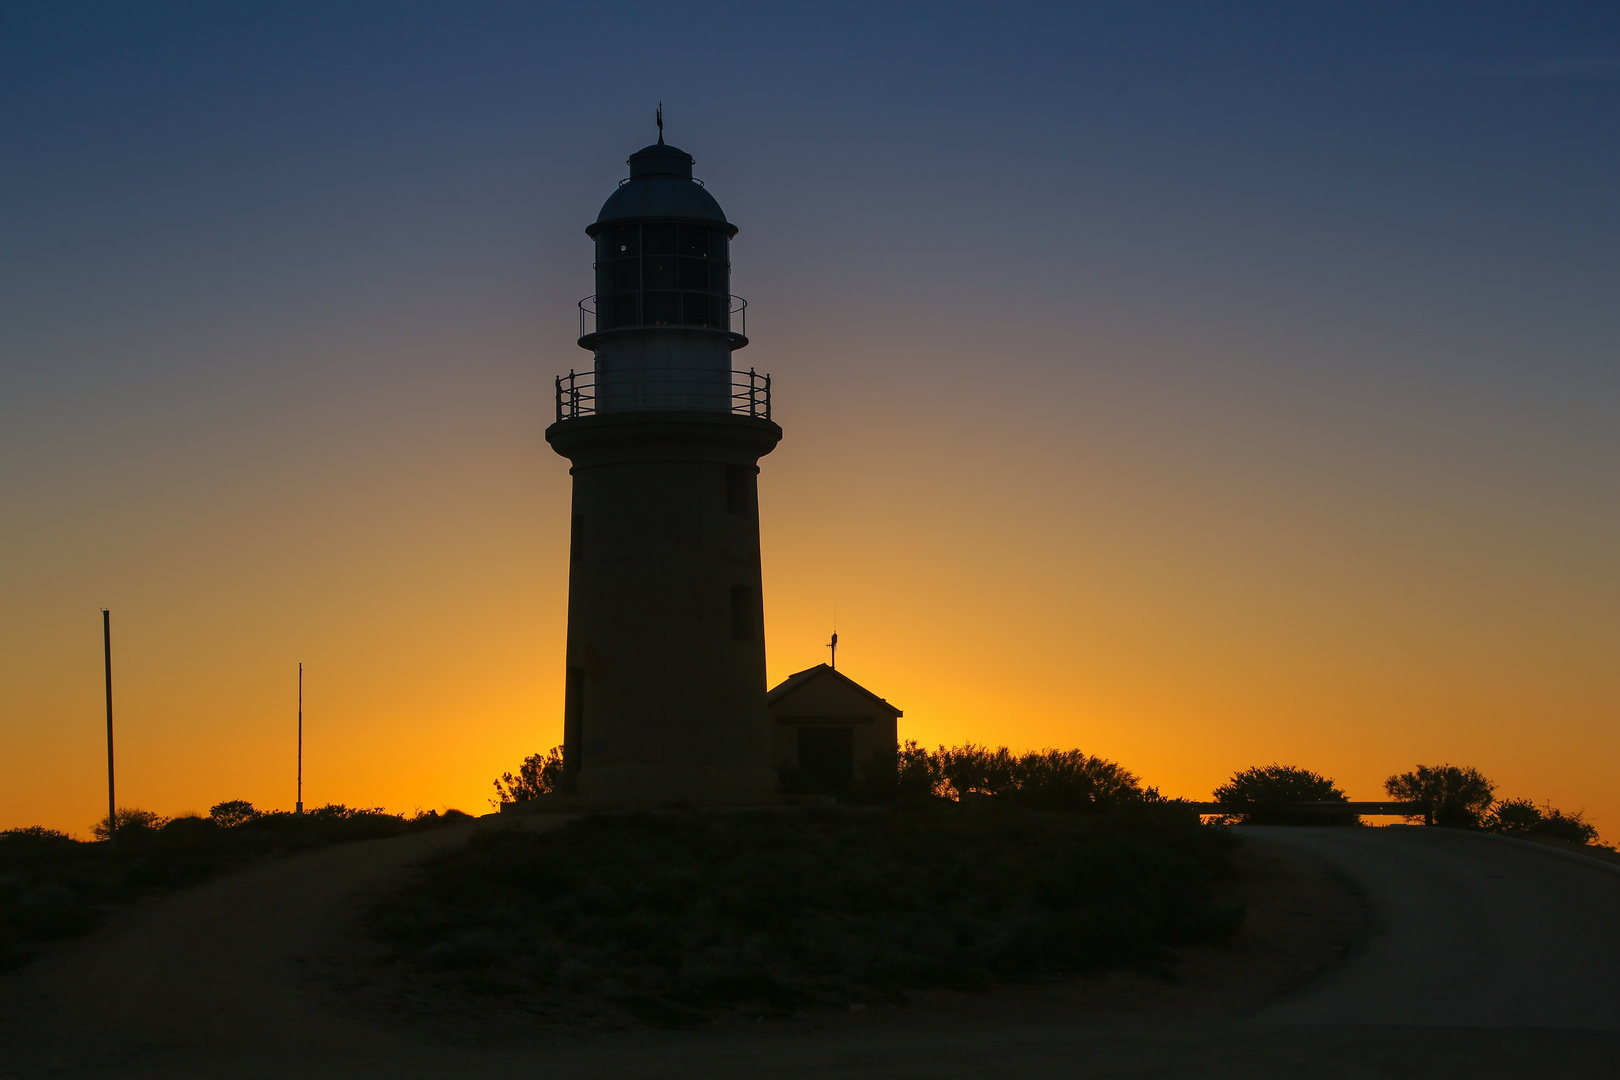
[3,3,1617,835]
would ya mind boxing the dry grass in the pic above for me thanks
[368,802,1240,1027]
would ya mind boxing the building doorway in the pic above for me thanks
[797,726,854,793]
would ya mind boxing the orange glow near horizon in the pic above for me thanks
[4,323,1616,837]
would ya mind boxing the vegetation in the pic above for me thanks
[0,801,468,971]
[92,807,169,840]
[1385,765,1496,828]
[208,799,262,827]
[1211,765,1358,826]
[491,746,566,807]
[1484,798,1600,845]
[369,801,1239,1025]
[1384,765,1603,845]
[881,741,1149,811]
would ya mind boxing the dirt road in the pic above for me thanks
[0,821,485,1075]
[2,822,1617,1078]
[1249,824,1620,1030]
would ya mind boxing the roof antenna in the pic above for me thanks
[827,631,838,670]
[656,102,664,145]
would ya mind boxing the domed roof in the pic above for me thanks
[588,142,736,237]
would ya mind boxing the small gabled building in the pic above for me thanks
[766,665,902,794]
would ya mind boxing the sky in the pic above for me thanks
[2,2,1617,835]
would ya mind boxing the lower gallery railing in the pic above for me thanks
[555,367,771,421]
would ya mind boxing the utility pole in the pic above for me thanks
[102,609,115,841]
[296,662,303,816]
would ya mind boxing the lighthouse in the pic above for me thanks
[545,128,782,803]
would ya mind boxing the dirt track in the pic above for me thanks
[2,822,1618,1078]
[1250,825,1620,1029]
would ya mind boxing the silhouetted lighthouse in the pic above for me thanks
[546,129,780,803]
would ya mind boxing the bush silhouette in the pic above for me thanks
[492,747,565,806]
[208,800,261,827]
[1485,798,1543,834]
[1212,765,1357,826]
[1385,765,1495,827]
[895,739,944,799]
[91,807,169,841]
[871,743,1146,811]
[1532,807,1600,845]
[1486,799,1599,844]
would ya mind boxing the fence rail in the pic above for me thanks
[554,367,771,422]
[1186,801,1422,817]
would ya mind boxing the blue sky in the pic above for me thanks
[3,2,1618,830]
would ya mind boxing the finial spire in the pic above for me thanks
[656,102,664,145]
[828,631,838,670]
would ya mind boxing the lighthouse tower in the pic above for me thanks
[545,129,781,803]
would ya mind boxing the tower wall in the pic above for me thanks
[546,410,782,802]
[592,328,732,412]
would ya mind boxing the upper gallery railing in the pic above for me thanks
[554,367,771,422]
[578,294,747,340]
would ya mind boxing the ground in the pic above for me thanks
[1,818,1617,1078]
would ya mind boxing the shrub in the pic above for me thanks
[409,808,474,827]
[1485,798,1543,835]
[305,803,391,821]
[1384,765,1495,828]
[1212,765,1357,826]
[937,743,1022,799]
[1483,798,1600,844]
[1533,808,1599,845]
[896,739,944,799]
[1004,749,1145,811]
[491,746,565,806]
[91,807,169,841]
[0,826,73,844]
[209,800,262,827]
[884,743,1145,812]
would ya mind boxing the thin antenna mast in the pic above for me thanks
[102,609,115,840]
[296,663,303,815]
[828,600,837,670]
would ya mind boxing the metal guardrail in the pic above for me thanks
[554,367,771,422]
[732,367,770,419]
[555,368,595,421]
[579,295,746,340]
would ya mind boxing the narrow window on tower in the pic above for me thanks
[726,465,752,514]
[730,585,757,641]
[571,514,585,563]
[563,665,584,781]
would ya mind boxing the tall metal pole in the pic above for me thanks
[296,662,303,815]
[102,609,115,840]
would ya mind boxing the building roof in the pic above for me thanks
[766,664,903,718]
[588,142,736,237]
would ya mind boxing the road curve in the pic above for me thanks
[0,822,485,1076]
[1245,825,1620,1030]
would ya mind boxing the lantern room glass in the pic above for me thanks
[595,223,731,331]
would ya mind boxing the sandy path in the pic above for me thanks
[0,821,490,1076]
[1249,825,1620,1029]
